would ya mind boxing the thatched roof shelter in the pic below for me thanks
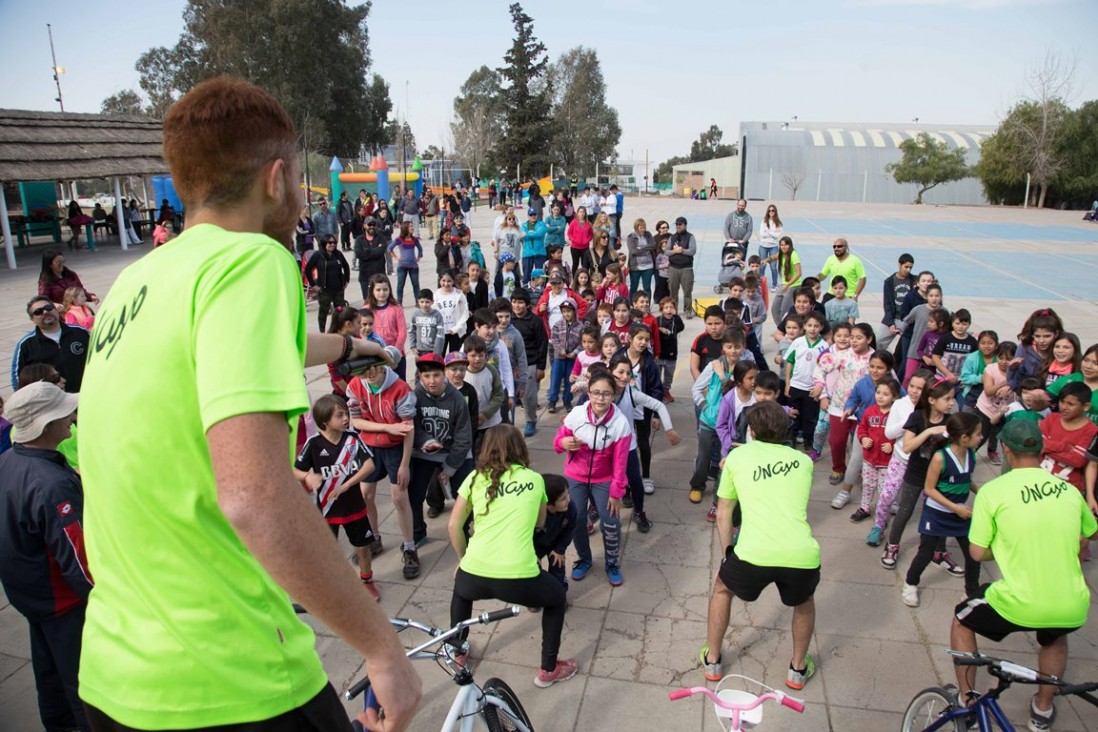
[0,108,167,181]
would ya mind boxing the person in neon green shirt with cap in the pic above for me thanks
[951,419,1097,731]
[76,77,419,732]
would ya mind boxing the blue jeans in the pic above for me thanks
[629,268,653,295]
[522,255,546,285]
[757,245,779,287]
[568,479,620,568]
[396,266,420,306]
[548,357,575,406]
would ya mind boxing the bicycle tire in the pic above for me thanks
[901,686,966,732]
[482,677,535,732]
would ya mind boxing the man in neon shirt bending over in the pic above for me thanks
[77,77,420,731]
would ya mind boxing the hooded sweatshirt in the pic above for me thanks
[408,307,445,356]
[412,381,474,477]
[346,367,417,449]
[553,402,632,499]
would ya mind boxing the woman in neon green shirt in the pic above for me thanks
[447,424,578,688]
[766,235,803,324]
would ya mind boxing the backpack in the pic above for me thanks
[469,241,486,269]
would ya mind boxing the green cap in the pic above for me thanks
[999,419,1043,454]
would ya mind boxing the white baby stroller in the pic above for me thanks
[714,242,745,293]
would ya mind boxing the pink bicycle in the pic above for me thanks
[669,674,806,731]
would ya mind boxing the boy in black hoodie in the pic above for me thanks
[509,289,549,437]
[408,353,474,546]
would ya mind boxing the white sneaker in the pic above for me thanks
[902,583,920,607]
[890,502,899,515]
[643,478,655,495]
[830,490,851,509]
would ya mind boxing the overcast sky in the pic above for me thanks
[2,0,1096,166]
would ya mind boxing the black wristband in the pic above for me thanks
[338,334,354,363]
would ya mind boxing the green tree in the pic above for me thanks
[547,47,621,175]
[496,3,553,175]
[689,125,737,161]
[1055,100,1098,204]
[100,89,147,115]
[359,74,392,156]
[886,133,971,204]
[132,0,389,157]
[420,145,444,161]
[976,110,1033,205]
[451,65,504,176]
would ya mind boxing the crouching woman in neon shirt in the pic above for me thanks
[447,424,578,688]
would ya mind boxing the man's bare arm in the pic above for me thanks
[305,333,391,368]
[209,412,420,730]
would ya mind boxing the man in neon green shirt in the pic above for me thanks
[77,78,419,731]
[700,401,820,691]
[951,420,1097,730]
[815,238,866,299]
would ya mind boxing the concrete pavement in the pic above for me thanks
[1,198,1096,731]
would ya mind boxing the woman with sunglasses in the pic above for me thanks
[584,230,615,278]
[495,210,524,282]
[758,204,783,289]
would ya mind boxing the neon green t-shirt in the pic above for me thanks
[717,441,820,569]
[77,225,319,728]
[57,422,78,471]
[780,250,802,288]
[819,253,866,295]
[1047,373,1098,425]
[458,465,545,579]
[969,467,1097,629]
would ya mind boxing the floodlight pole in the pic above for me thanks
[47,24,64,112]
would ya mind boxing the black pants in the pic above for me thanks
[450,568,566,672]
[787,387,820,445]
[410,457,475,543]
[975,410,1003,453]
[340,223,353,250]
[906,533,980,597]
[746,332,769,371]
[627,448,645,513]
[635,417,653,478]
[29,605,87,732]
[887,480,946,554]
[86,683,352,732]
[317,290,347,332]
[570,247,586,275]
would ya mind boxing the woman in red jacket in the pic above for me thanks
[38,250,98,307]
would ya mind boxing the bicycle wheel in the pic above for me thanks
[901,686,966,732]
[482,677,534,732]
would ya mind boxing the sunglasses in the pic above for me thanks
[833,245,846,250]
[32,303,56,316]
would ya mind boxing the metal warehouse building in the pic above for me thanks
[738,121,994,205]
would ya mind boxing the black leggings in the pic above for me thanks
[887,480,946,555]
[975,410,1003,453]
[635,417,652,478]
[450,568,566,671]
[787,387,820,445]
[627,449,645,513]
[906,533,980,597]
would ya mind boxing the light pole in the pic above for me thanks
[47,24,65,112]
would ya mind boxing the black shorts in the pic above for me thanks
[329,515,373,547]
[364,444,404,484]
[954,584,1079,646]
[717,549,820,607]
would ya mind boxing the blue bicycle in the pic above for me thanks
[902,651,1098,731]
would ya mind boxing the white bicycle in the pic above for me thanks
[347,606,534,732]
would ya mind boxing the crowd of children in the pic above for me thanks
[284,214,1098,688]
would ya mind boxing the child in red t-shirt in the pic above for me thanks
[857,378,901,527]
[1039,381,1097,494]
[293,395,380,600]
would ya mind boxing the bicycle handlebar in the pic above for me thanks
[344,607,522,701]
[667,686,805,714]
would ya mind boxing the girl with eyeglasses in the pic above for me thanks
[554,368,632,587]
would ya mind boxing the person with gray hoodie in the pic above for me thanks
[722,199,753,257]
[407,354,474,545]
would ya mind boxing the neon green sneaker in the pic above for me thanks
[786,654,816,690]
